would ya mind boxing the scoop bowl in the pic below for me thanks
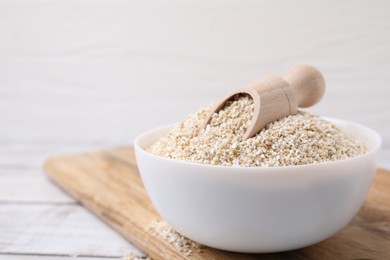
[134,118,381,253]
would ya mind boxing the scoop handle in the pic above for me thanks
[200,64,326,140]
[283,64,325,108]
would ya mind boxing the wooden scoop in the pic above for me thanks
[201,64,326,140]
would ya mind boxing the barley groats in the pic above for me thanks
[148,95,367,167]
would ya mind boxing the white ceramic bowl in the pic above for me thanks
[134,118,381,253]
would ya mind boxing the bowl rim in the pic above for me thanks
[134,117,382,171]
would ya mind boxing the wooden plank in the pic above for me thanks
[44,146,390,260]
[379,148,390,170]
[0,142,108,168]
[0,203,145,258]
[0,255,121,260]
[0,142,110,203]
[0,168,73,203]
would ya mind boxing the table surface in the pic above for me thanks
[1,1,390,259]
[0,143,147,260]
[1,143,389,260]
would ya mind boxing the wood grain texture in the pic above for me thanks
[0,142,111,203]
[0,203,144,258]
[203,64,326,140]
[0,168,73,203]
[0,0,389,147]
[0,256,120,260]
[0,142,146,258]
[44,146,390,260]
[0,143,109,169]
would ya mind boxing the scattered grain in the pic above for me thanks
[123,254,152,260]
[149,220,202,256]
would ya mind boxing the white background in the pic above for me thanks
[1,0,389,153]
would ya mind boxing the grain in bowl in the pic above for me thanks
[148,95,367,167]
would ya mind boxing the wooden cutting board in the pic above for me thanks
[44,147,390,259]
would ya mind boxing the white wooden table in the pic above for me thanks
[1,142,389,260]
[0,142,146,260]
